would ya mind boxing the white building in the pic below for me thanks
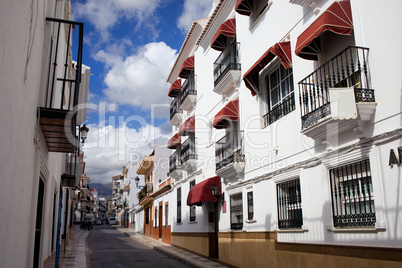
[0,0,90,267]
[167,0,402,267]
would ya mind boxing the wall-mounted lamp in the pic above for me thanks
[80,124,89,144]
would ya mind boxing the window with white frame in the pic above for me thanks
[189,180,196,222]
[230,193,243,230]
[247,191,254,220]
[329,159,376,228]
[263,64,295,127]
[276,178,303,229]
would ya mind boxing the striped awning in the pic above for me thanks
[243,42,292,96]
[168,79,181,97]
[179,115,195,136]
[179,56,195,79]
[235,0,252,16]
[213,99,239,129]
[187,176,221,206]
[167,133,181,149]
[211,18,236,51]
[295,0,353,60]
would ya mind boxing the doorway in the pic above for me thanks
[33,178,45,268]
[159,204,163,239]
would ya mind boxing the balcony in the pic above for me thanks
[169,151,182,180]
[298,46,376,140]
[170,97,184,127]
[38,18,84,153]
[181,138,197,171]
[61,153,79,187]
[180,78,197,111]
[215,131,245,178]
[213,42,241,96]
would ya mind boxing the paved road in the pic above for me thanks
[87,225,190,268]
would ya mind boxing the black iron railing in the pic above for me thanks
[215,131,244,171]
[180,78,196,105]
[44,18,84,110]
[329,159,376,228]
[169,151,181,174]
[213,42,241,86]
[181,137,197,164]
[170,98,182,120]
[298,46,374,129]
[277,178,303,229]
[263,93,295,127]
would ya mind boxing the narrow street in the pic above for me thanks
[87,225,191,268]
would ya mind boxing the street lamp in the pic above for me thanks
[211,184,219,197]
[134,176,144,189]
[80,124,89,144]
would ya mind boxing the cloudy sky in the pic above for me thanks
[72,0,215,184]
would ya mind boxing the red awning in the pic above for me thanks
[168,79,181,98]
[211,18,236,51]
[187,176,221,206]
[243,41,292,96]
[295,0,353,60]
[235,0,253,16]
[179,115,195,136]
[213,99,239,129]
[167,133,181,149]
[179,56,195,79]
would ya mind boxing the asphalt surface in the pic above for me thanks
[87,225,191,268]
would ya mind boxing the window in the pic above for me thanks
[155,207,158,228]
[263,64,295,127]
[276,178,303,229]
[329,159,376,228]
[165,203,169,228]
[145,207,150,224]
[247,192,254,220]
[230,193,243,230]
[250,0,270,26]
[177,188,182,223]
[190,181,196,222]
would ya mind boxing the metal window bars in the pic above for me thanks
[329,159,376,228]
[276,178,303,229]
[180,76,197,105]
[170,97,182,120]
[213,42,241,86]
[215,130,245,171]
[181,136,197,164]
[169,150,181,174]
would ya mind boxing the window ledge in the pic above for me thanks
[245,219,257,224]
[189,221,197,224]
[176,222,183,225]
[326,225,386,233]
[277,228,308,233]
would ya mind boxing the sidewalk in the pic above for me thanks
[114,226,228,268]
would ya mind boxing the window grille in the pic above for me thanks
[247,192,254,220]
[165,203,169,228]
[230,193,243,230]
[329,159,376,228]
[177,188,182,223]
[277,178,303,229]
[190,181,196,222]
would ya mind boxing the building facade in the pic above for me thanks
[0,0,89,267]
[167,0,402,267]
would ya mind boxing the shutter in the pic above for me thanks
[320,31,355,65]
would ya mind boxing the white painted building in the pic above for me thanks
[0,0,90,267]
[167,0,402,266]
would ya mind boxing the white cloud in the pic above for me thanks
[98,42,176,111]
[82,121,170,184]
[177,0,215,33]
[74,0,162,41]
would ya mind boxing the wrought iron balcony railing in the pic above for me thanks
[170,97,182,120]
[169,151,181,174]
[215,130,245,171]
[298,46,374,129]
[180,78,196,105]
[263,92,295,127]
[213,42,241,86]
[181,137,197,164]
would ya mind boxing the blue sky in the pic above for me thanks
[72,0,215,184]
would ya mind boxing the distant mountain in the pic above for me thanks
[89,182,113,200]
